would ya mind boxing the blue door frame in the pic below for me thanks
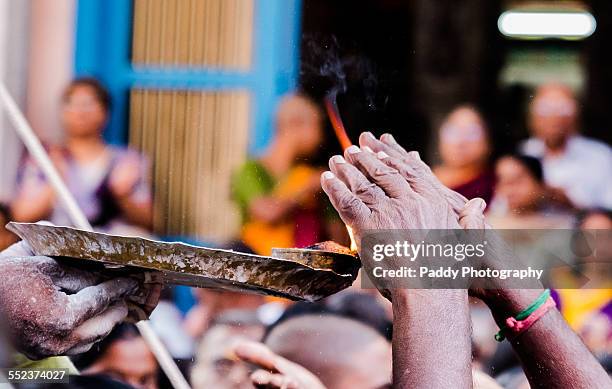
[74,0,302,155]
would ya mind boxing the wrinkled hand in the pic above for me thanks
[356,134,537,301]
[321,144,462,247]
[235,341,326,389]
[357,132,469,215]
[0,241,157,359]
[321,141,464,297]
[356,132,490,231]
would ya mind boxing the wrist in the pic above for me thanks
[482,288,547,323]
[391,289,468,312]
[113,186,137,202]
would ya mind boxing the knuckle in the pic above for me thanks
[372,166,398,180]
[53,315,76,333]
[373,168,406,188]
[338,194,363,214]
[394,162,416,177]
[326,181,345,197]
[353,181,377,197]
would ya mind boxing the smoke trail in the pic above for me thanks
[301,34,378,110]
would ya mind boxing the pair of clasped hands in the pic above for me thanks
[233,132,494,389]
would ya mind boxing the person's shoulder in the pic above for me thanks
[571,135,611,153]
[241,158,261,169]
[108,144,140,158]
[519,137,545,157]
[108,145,150,165]
[570,136,611,162]
[232,159,263,187]
[237,159,265,175]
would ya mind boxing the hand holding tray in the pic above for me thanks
[7,222,360,302]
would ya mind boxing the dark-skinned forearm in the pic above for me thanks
[391,289,473,388]
[484,289,611,389]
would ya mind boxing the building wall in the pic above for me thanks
[26,0,75,144]
[0,0,75,202]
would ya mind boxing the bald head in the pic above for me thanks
[529,83,579,151]
[266,314,391,389]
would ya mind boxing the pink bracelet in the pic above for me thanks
[503,297,556,340]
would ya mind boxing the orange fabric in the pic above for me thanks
[241,165,319,255]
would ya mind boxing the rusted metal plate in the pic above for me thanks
[7,222,360,302]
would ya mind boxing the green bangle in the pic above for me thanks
[495,289,551,342]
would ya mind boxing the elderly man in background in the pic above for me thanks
[521,83,612,209]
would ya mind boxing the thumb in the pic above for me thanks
[234,341,278,371]
[459,198,486,229]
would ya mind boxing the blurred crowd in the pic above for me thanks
[0,77,611,389]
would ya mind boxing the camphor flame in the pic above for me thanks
[347,226,358,252]
[324,90,357,252]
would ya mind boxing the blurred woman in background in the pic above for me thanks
[232,93,344,255]
[434,105,495,205]
[11,78,152,234]
[487,154,574,229]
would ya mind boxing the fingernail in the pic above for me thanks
[251,371,267,383]
[475,198,486,211]
[331,155,346,164]
[377,151,389,159]
[346,145,361,154]
[363,131,376,140]
[322,171,335,180]
[466,197,486,211]
[382,133,397,143]
[410,151,421,161]
[363,146,374,153]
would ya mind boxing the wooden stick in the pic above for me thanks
[0,82,191,389]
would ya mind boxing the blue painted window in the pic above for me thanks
[74,0,302,154]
